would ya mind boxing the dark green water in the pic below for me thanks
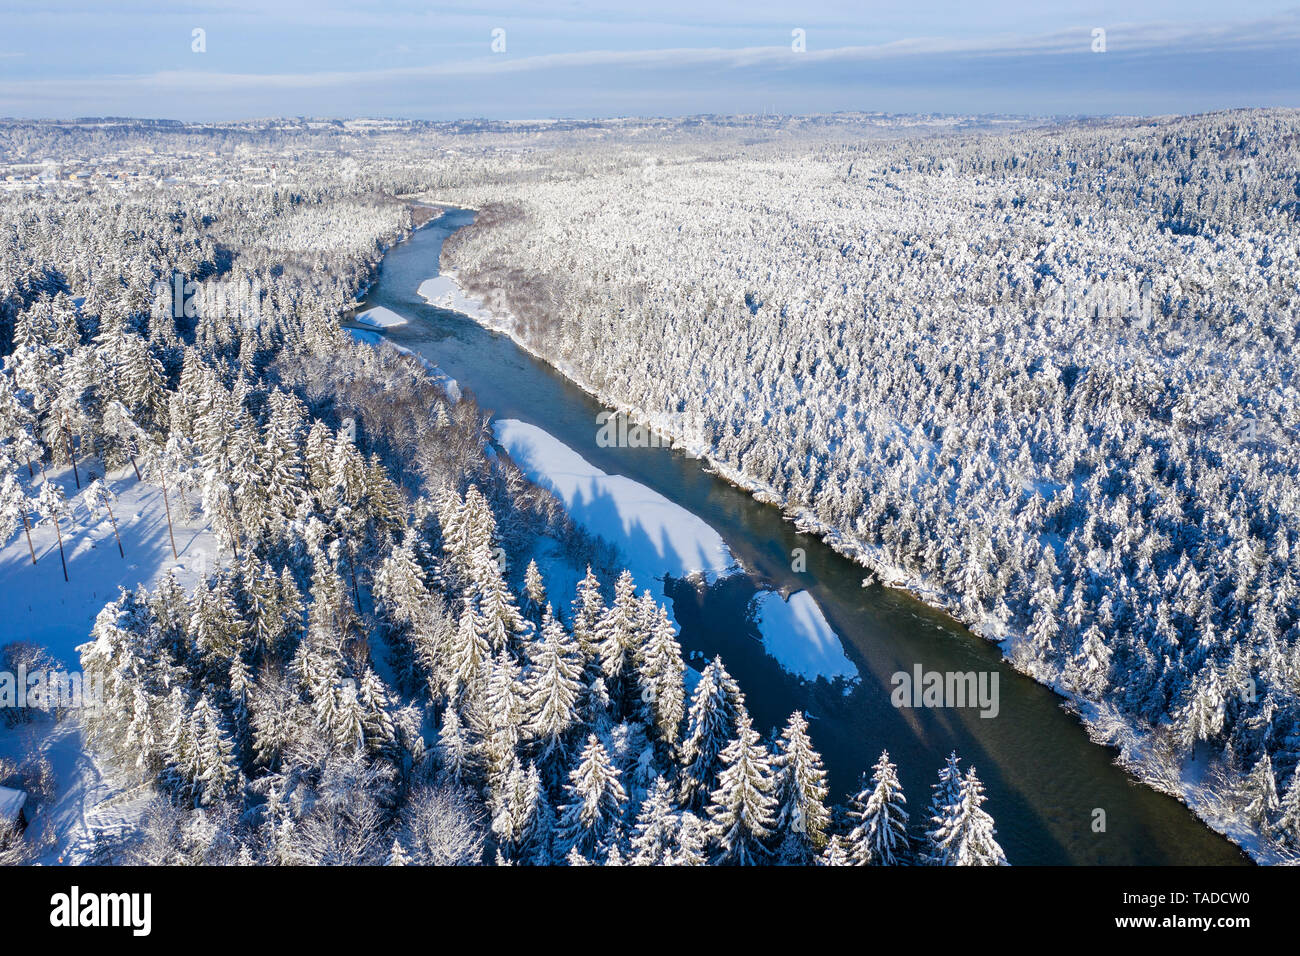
[357,207,1248,866]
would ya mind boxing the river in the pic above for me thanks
[355,206,1248,866]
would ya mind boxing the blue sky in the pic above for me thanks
[1,1,1297,119]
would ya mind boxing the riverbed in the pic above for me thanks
[354,206,1248,866]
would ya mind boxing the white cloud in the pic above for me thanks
[1,10,1296,115]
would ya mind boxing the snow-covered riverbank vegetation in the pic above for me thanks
[434,109,1300,862]
[0,118,1008,865]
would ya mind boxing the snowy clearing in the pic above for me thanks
[0,465,219,665]
[0,464,219,863]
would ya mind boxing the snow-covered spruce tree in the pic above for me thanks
[846,750,910,866]
[490,756,550,864]
[556,734,628,861]
[1275,768,1300,849]
[680,656,746,809]
[434,706,482,789]
[523,558,547,626]
[1242,754,1280,831]
[524,606,582,771]
[570,565,606,661]
[0,469,36,565]
[35,479,69,581]
[628,775,682,866]
[597,570,642,716]
[482,649,527,787]
[771,710,831,862]
[927,767,1008,866]
[923,750,964,862]
[634,599,686,753]
[706,711,777,865]
[820,834,852,866]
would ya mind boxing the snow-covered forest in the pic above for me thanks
[0,118,1010,866]
[432,109,1300,861]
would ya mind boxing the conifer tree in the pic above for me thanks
[928,766,1007,866]
[706,711,776,865]
[483,649,526,783]
[771,710,831,861]
[923,750,963,860]
[0,471,37,564]
[570,566,606,661]
[680,657,745,809]
[523,558,547,625]
[597,571,641,711]
[387,839,410,866]
[629,776,682,866]
[847,750,910,865]
[435,707,480,787]
[1275,768,1300,848]
[820,834,852,866]
[187,694,238,807]
[636,601,686,750]
[449,595,491,693]
[1243,754,1280,829]
[524,607,582,764]
[84,477,125,558]
[36,479,69,581]
[556,734,628,858]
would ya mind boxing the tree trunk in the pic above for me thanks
[51,513,68,582]
[64,422,80,489]
[346,544,363,615]
[129,454,142,482]
[160,470,179,560]
[21,512,36,565]
[105,501,125,558]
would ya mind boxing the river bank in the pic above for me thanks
[348,201,1253,864]
[400,202,1273,864]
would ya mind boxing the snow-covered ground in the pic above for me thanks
[750,590,858,683]
[493,418,861,687]
[494,419,735,602]
[350,305,407,329]
[0,465,218,665]
[417,274,496,322]
[0,464,219,863]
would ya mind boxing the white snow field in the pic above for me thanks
[0,464,219,863]
[350,305,408,329]
[417,274,497,323]
[750,590,858,683]
[0,465,218,664]
[494,419,734,597]
[494,418,857,684]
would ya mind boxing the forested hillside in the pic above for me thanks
[436,110,1300,860]
[0,120,1005,866]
